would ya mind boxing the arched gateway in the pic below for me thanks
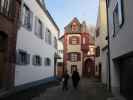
[83,58,95,78]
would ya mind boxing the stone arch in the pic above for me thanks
[83,58,95,78]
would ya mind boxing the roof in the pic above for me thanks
[36,0,60,33]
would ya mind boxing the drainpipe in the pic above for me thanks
[106,0,111,92]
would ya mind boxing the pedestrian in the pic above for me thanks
[62,70,69,91]
[72,68,80,89]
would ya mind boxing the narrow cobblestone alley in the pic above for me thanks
[32,78,112,100]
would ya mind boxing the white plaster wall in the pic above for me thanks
[108,0,133,92]
[57,40,63,60]
[15,0,59,86]
[95,0,108,79]
[101,49,108,84]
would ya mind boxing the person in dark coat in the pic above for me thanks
[72,69,80,89]
[62,70,69,91]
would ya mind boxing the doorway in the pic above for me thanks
[84,58,95,78]
[119,56,133,99]
[71,65,77,73]
[0,33,7,89]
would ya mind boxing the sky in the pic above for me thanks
[45,0,99,36]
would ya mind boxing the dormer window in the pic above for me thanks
[72,22,78,32]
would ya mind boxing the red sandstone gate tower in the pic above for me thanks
[63,17,91,76]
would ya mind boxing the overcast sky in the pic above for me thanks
[45,0,99,36]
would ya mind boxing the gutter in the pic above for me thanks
[106,0,111,92]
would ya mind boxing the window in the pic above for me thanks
[96,46,100,57]
[35,18,43,39]
[72,22,78,32]
[54,37,57,49]
[96,28,100,37]
[58,50,63,54]
[113,3,119,36]
[68,53,81,62]
[45,58,51,66]
[32,55,42,66]
[16,50,30,65]
[57,62,63,67]
[69,36,80,45]
[45,28,52,45]
[0,0,15,17]
[113,0,124,37]
[83,37,86,44]
[23,4,33,30]
[71,53,77,62]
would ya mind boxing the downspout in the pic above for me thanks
[106,0,111,92]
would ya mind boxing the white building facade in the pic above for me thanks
[56,39,64,77]
[108,0,133,99]
[95,0,108,85]
[15,0,59,86]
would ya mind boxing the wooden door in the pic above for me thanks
[0,33,7,89]
[0,52,5,89]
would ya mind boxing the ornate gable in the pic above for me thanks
[64,17,81,33]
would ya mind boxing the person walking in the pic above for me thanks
[62,70,69,91]
[72,69,80,89]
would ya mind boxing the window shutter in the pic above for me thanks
[27,53,30,64]
[32,55,35,65]
[29,11,33,30]
[77,53,81,61]
[16,50,20,65]
[35,17,38,36]
[44,58,46,66]
[68,53,71,61]
[96,47,100,57]
[49,32,52,44]
[45,28,47,43]
[41,23,44,39]
[69,37,72,44]
[40,56,42,65]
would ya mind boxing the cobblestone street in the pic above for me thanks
[32,78,112,100]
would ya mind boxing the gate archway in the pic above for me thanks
[83,58,95,78]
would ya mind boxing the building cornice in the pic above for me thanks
[36,0,60,33]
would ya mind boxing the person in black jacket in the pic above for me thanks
[72,69,80,89]
[62,70,69,91]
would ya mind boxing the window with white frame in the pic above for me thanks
[32,55,42,66]
[54,37,57,49]
[23,4,33,30]
[44,58,51,66]
[70,53,78,62]
[16,50,30,65]
[113,0,124,37]
[69,36,79,45]
[35,18,43,39]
